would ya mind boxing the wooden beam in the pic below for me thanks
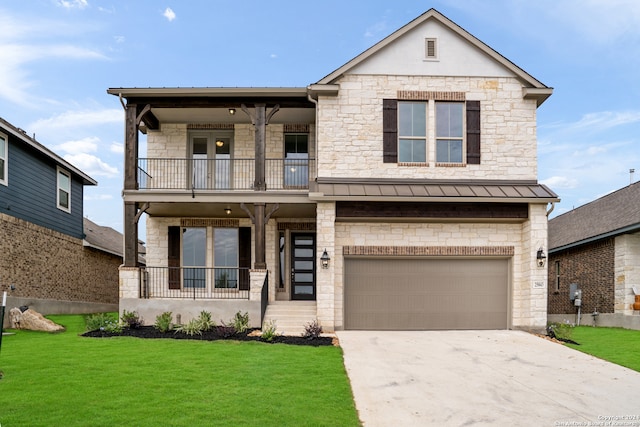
[123,201,139,267]
[254,203,266,269]
[124,103,139,190]
[136,104,159,130]
[254,104,266,191]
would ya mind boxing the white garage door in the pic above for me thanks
[344,258,509,330]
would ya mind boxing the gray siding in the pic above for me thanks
[0,132,85,238]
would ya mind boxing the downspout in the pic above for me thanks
[307,89,318,181]
[546,202,555,217]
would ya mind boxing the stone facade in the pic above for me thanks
[0,212,119,306]
[316,75,538,181]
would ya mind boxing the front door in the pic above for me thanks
[291,233,316,300]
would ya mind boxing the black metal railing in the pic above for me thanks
[260,273,269,325]
[136,158,315,191]
[141,267,250,300]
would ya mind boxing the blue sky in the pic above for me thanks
[1,0,639,236]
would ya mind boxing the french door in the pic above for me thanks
[190,132,232,190]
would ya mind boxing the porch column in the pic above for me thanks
[123,103,139,267]
[254,104,266,191]
[254,203,266,269]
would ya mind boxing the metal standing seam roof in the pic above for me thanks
[549,181,640,250]
[309,179,559,202]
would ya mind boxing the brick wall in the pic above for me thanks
[547,239,615,314]
[0,212,119,304]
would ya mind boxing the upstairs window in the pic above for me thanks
[398,102,427,163]
[436,102,464,163]
[57,167,71,212]
[0,132,6,185]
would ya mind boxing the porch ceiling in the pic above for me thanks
[141,201,317,219]
[151,106,315,125]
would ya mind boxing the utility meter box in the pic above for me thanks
[569,283,579,301]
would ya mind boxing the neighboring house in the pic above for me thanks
[548,181,640,329]
[109,9,558,333]
[0,117,118,324]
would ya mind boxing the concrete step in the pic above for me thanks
[263,302,318,336]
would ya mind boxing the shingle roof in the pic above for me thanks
[83,217,146,262]
[310,178,559,203]
[549,181,640,250]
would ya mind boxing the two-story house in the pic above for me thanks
[110,9,558,333]
[0,117,120,324]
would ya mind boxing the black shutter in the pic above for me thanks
[238,227,251,291]
[466,100,481,165]
[168,226,181,289]
[383,99,398,163]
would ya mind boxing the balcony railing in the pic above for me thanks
[137,158,315,191]
[141,267,251,299]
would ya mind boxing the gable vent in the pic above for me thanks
[425,38,437,59]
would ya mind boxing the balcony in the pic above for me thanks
[137,157,315,191]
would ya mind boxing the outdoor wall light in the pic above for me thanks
[228,108,236,115]
[321,249,330,269]
[536,248,547,268]
[216,140,224,147]
[224,207,232,215]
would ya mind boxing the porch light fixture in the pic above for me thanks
[228,108,236,115]
[224,207,232,215]
[321,249,330,269]
[216,140,224,147]
[536,248,547,268]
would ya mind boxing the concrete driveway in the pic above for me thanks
[337,330,640,426]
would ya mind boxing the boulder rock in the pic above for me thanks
[8,308,65,332]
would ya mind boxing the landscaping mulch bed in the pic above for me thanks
[82,326,335,347]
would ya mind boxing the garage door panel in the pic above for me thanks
[345,258,508,330]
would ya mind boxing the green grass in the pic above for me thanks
[0,314,360,427]
[565,326,640,372]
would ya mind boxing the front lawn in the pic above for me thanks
[564,326,640,372]
[0,314,360,427]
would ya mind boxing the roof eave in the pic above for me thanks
[107,87,310,98]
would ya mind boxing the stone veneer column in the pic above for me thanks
[316,202,336,332]
[514,203,549,331]
[249,269,268,301]
[615,233,640,315]
[119,266,141,299]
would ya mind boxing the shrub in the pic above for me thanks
[121,310,143,329]
[232,311,250,333]
[154,312,173,333]
[197,310,215,331]
[84,313,118,332]
[261,320,279,342]
[547,321,575,341]
[175,319,204,336]
[302,319,323,340]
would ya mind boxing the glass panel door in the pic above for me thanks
[215,137,231,189]
[192,136,209,189]
[182,227,206,288]
[284,134,308,188]
[291,233,315,300]
[214,228,238,288]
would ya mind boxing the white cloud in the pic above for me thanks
[114,35,125,44]
[110,142,124,154]
[63,153,119,177]
[541,176,579,189]
[57,0,88,9]
[55,136,99,154]
[163,7,176,22]
[30,109,123,132]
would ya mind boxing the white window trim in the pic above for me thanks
[398,101,428,164]
[0,131,7,186]
[435,101,466,165]
[56,166,71,213]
